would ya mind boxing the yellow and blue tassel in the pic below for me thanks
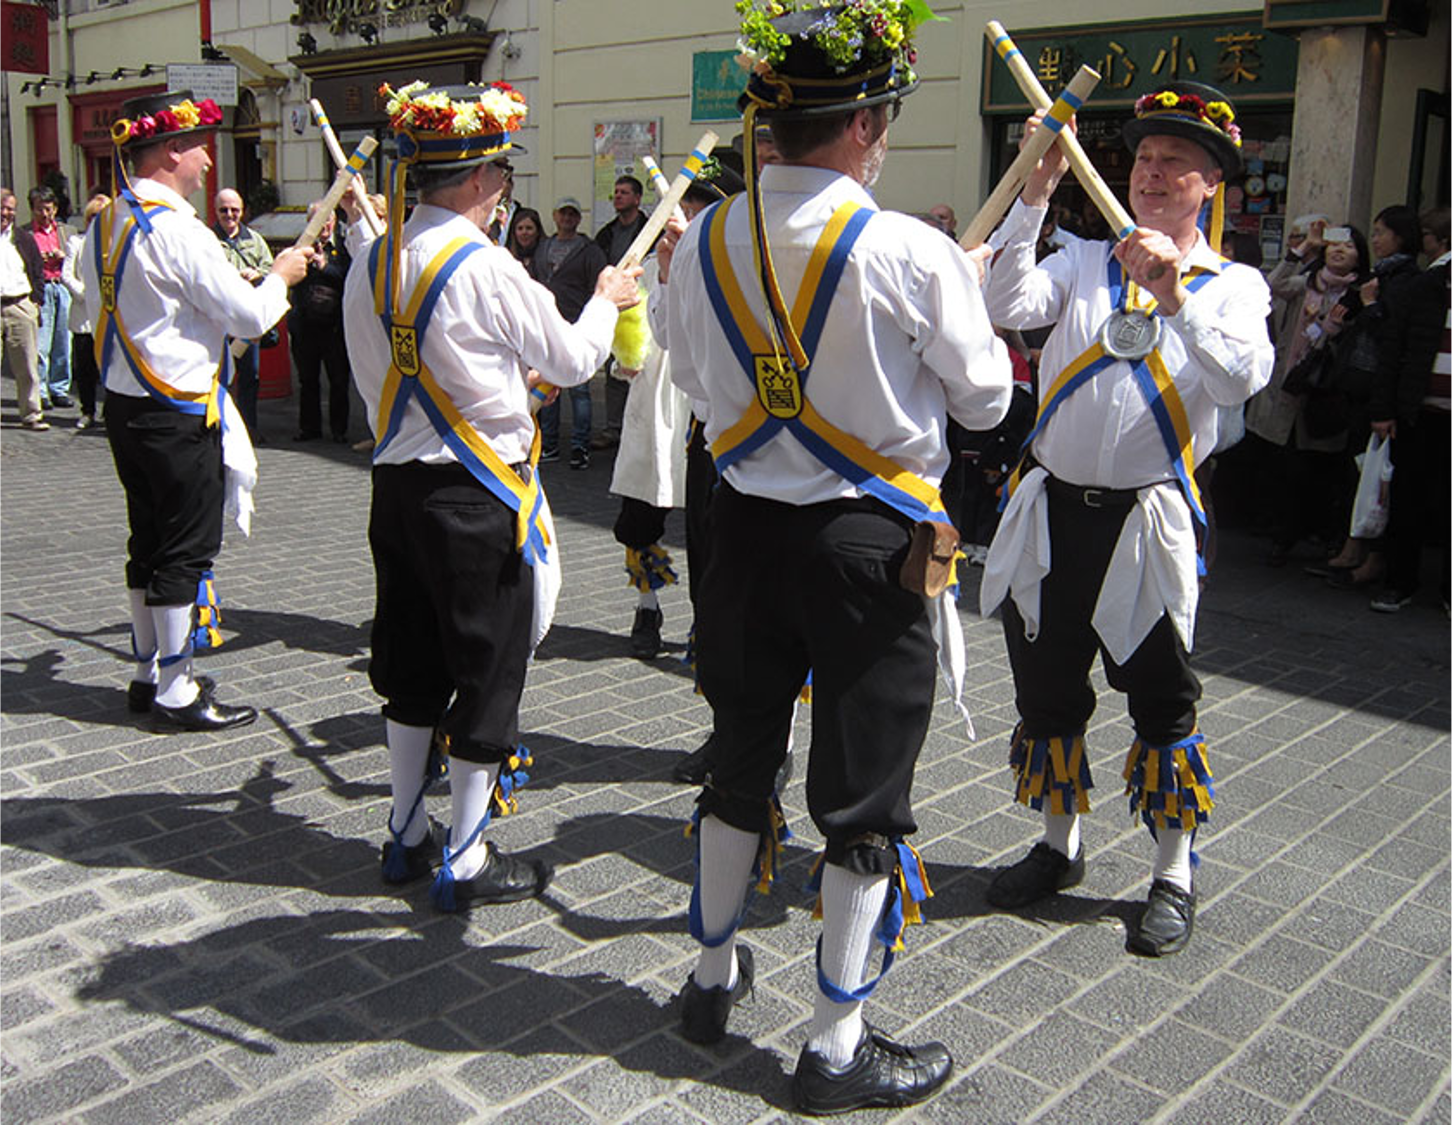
[192,571,224,651]
[1008,722,1093,815]
[428,743,534,912]
[1123,731,1215,832]
[624,544,678,593]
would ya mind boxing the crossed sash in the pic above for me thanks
[92,197,230,426]
[1004,250,1226,561]
[368,235,552,566]
[701,195,957,537]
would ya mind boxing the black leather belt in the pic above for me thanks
[1045,475,1145,509]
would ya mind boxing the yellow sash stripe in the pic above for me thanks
[708,199,770,352]
[789,202,863,331]
[1143,350,1205,512]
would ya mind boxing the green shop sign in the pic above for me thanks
[982,14,1299,114]
[693,49,745,122]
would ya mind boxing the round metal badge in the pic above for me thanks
[1099,308,1162,361]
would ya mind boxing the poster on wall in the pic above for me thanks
[592,119,661,236]
[1,1,49,75]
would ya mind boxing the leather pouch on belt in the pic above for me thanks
[899,519,960,597]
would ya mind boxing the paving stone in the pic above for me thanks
[221,1075,350,1125]
[997,1010,1120,1089]
[1298,1088,1406,1124]
[80,1060,241,1124]
[1331,1035,1447,1118]
[1229,933,1338,994]
[0,1054,128,1123]
[1165,1080,1285,1125]
[1280,980,1389,1049]
[1223,1026,1343,1103]
[914,1064,1054,1124]
[1030,1070,1166,1124]
[343,1080,476,1125]
[1329,940,1434,1000]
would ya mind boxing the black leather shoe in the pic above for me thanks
[678,944,754,1044]
[432,842,552,910]
[380,818,444,885]
[153,684,257,732]
[630,606,663,659]
[986,841,1085,909]
[672,733,715,784]
[128,675,214,714]
[1128,879,1196,956]
[793,1025,953,1115]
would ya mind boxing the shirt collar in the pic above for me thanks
[406,202,488,241]
[130,178,197,219]
[758,163,878,211]
[1431,250,1451,269]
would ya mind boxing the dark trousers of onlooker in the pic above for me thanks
[293,328,350,439]
[1384,409,1451,601]
[70,331,101,419]
[232,342,260,438]
[1272,437,1351,552]
[538,383,591,454]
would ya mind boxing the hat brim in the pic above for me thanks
[1122,115,1243,181]
[738,76,918,120]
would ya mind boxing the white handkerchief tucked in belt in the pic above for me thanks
[1092,482,1199,666]
[927,589,974,740]
[979,466,1051,639]
[530,488,562,655]
[220,390,257,537]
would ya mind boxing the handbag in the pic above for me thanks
[1349,433,1394,538]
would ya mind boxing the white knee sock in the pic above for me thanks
[152,604,198,708]
[808,862,890,1067]
[128,589,157,684]
[446,757,500,882]
[1153,828,1193,893]
[693,815,760,990]
[785,696,802,758]
[385,720,434,847]
[638,588,659,611]
[1043,810,1081,859]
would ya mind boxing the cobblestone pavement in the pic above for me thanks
[2,386,1449,1124]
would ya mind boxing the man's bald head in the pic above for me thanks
[215,188,244,236]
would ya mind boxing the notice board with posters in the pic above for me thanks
[592,119,661,236]
[1,1,49,75]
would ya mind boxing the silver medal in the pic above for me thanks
[1099,308,1161,361]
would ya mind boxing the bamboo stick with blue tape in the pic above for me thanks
[640,155,687,226]
[959,65,1101,249]
[985,21,1139,243]
[310,98,385,238]
[229,135,379,359]
[616,130,718,269]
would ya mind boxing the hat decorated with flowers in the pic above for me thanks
[736,0,939,119]
[1123,81,1243,179]
[379,80,529,169]
[110,89,223,149]
[684,156,746,205]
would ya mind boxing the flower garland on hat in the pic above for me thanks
[379,80,527,142]
[110,98,223,146]
[736,0,931,74]
[1133,89,1242,147]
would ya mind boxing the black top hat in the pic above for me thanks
[1121,82,1244,179]
[112,89,223,148]
[684,158,746,205]
[737,3,925,120]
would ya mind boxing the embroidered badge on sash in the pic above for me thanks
[390,325,420,377]
[99,274,116,311]
[754,354,802,419]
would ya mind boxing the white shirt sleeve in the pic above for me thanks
[486,253,617,388]
[1164,263,1275,405]
[983,200,1074,331]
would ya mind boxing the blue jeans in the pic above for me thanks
[37,280,71,400]
[538,382,592,452]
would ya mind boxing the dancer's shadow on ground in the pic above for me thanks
[534,623,693,679]
[72,906,797,1107]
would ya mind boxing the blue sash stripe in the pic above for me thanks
[1129,358,1208,532]
[789,422,938,524]
[797,206,874,361]
[714,421,782,474]
[413,240,485,351]
[698,201,759,378]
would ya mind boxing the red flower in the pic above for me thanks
[131,115,157,138]
[196,99,223,125]
[154,109,180,133]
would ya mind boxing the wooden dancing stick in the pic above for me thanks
[960,65,1100,249]
[617,130,718,269]
[231,135,379,358]
[310,98,385,237]
[985,21,1137,241]
[640,155,687,225]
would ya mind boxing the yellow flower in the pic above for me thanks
[172,100,201,128]
[1155,91,1179,108]
[1206,100,1234,123]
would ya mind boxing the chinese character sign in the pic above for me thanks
[2,1,50,76]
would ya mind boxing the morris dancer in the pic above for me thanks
[83,91,308,730]
[664,3,1011,1112]
[980,82,1274,955]
[342,82,640,909]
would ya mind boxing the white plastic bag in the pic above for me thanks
[1349,433,1394,539]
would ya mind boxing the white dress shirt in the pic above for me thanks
[666,163,1012,506]
[0,226,32,300]
[980,200,1274,663]
[343,204,619,468]
[80,179,290,399]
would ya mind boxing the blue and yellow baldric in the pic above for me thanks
[91,197,231,427]
[368,235,553,566]
[1003,249,1225,570]
[700,195,960,584]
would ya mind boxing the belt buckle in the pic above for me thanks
[1082,488,1105,508]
